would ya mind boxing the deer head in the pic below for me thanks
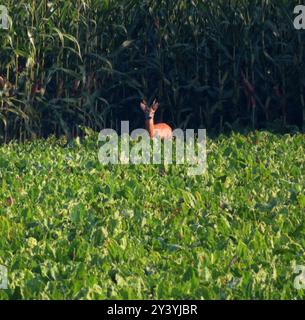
[140,99,159,120]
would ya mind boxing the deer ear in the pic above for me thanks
[140,101,147,112]
[152,100,159,111]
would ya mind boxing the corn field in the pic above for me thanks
[0,0,304,142]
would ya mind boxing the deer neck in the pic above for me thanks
[145,117,154,138]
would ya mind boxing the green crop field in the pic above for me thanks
[0,131,304,299]
[1,0,305,302]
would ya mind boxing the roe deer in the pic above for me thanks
[140,99,172,139]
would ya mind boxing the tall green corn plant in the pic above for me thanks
[1,0,304,143]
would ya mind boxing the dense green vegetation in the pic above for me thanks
[1,0,304,301]
[0,131,304,299]
[1,0,304,143]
